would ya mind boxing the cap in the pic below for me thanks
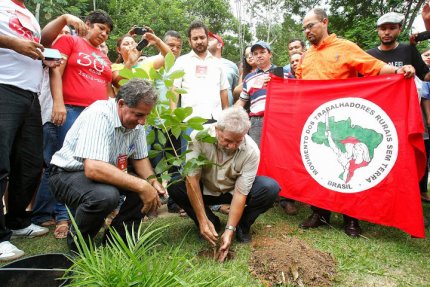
[208,31,224,47]
[251,41,271,52]
[377,12,404,26]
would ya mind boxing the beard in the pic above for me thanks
[192,44,207,54]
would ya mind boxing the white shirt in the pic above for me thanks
[173,50,228,120]
[0,1,42,93]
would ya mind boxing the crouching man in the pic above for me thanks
[49,79,166,250]
[168,106,279,261]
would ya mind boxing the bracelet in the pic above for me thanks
[225,225,236,232]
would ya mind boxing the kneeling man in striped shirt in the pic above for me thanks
[49,79,166,251]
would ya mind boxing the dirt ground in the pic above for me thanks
[249,225,337,287]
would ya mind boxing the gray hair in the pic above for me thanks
[216,106,251,134]
[115,78,157,107]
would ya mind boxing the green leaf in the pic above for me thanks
[133,68,150,79]
[168,70,185,79]
[148,150,161,158]
[164,52,175,72]
[171,125,182,139]
[158,130,167,146]
[164,79,173,88]
[195,130,217,144]
[175,88,187,94]
[186,116,206,130]
[118,68,134,79]
[174,107,193,122]
[146,129,156,145]
[166,90,177,102]
[118,79,129,86]
[149,66,162,80]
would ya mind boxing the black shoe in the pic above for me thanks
[344,218,362,237]
[236,226,252,243]
[299,212,330,229]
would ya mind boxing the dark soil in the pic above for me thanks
[249,226,337,287]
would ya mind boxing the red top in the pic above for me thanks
[53,35,112,107]
[11,0,25,8]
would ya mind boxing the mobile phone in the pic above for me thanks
[136,39,149,51]
[43,48,62,61]
[133,27,148,35]
[415,31,430,42]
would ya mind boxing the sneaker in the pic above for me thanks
[11,223,49,238]
[0,241,24,261]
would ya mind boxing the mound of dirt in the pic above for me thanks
[249,230,336,287]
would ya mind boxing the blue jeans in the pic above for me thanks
[32,105,84,224]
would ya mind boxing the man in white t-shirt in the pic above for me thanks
[172,20,229,121]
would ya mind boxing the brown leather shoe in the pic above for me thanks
[344,218,362,237]
[282,201,298,215]
[299,212,329,229]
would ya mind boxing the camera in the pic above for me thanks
[415,31,430,42]
[133,27,148,35]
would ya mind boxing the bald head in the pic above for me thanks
[303,8,329,46]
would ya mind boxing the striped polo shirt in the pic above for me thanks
[51,98,148,170]
[239,64,278,117]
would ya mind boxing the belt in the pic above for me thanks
[50,165,66,173]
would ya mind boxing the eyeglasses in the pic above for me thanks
[302,20,322,31]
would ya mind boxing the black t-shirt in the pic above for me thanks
[367,43,428,80]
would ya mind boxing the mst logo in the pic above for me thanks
[300,98,398,193]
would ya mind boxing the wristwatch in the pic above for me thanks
[225,225,236,232]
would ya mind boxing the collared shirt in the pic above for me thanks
[173,50,229,120]
[186,125,260,196]
[296,34,385,80]
[240,64,279,117]
[51,98,148,170]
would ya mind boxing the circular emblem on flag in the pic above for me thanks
[300,97,398,193]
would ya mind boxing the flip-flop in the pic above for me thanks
[54,221,69,239]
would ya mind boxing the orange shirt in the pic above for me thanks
[296,34,386,80]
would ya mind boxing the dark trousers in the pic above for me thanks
[311,206,356,222]
[0,84,43,242]
[49,169,143,248]
[168,176,280,232]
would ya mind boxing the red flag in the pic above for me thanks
[259,75,426,238]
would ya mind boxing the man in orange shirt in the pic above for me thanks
[296,8,415,237]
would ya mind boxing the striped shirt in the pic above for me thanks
[240,65,290,117]
[51,98,148,170]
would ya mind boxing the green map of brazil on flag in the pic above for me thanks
[258,75,426,238]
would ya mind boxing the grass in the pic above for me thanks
[3,203,430,286]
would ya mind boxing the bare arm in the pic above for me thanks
[41,14,87,47]
[144,33,171,70]
[49,58,67,125]
[234,98,247,108]
[379,64,415,79]
[0,35,43,59]
[217,191,247,261]
[220,89,229,109]
[186,174,218,245]
[84,159,160,214]
[423,3,430,31]
[422,99,430,127]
